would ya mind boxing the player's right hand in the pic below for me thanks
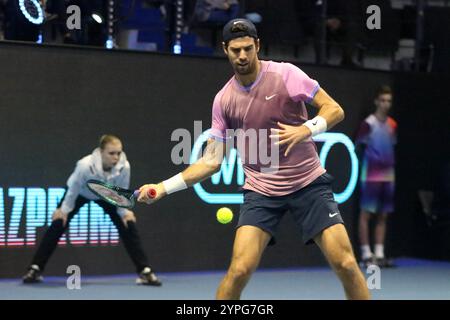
[137,183,166,204]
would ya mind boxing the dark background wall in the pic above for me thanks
[0,42,448,277]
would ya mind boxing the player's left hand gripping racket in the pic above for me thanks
[86,179,156,209]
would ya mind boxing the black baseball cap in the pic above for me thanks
[222,18,258,43]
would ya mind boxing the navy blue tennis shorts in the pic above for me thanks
[237,173,344,245]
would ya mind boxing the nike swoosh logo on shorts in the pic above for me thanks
[329,212,339,218]
[265,94,277,100]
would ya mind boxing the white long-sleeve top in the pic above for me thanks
[60,148,130,216]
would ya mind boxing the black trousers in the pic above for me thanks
[31,194,151,274]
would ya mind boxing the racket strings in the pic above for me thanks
[88,183,133,207]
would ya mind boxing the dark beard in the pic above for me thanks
[235,61,255,75]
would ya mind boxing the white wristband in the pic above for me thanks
[303,116,327,136]
[162,173,187,195]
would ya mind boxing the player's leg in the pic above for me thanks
[97,201,161,286]
[374,212,388,259]
[289,173,369,299]
[358,181,379,264]
[359,210,373,262]
[23,195,88,283]
[374,181,395,266]
[314,224,370,300]
[216,190,285,299]
[216,225,271,300]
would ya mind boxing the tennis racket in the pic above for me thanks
[86,179,156,209]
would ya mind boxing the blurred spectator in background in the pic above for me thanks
[193,0,261,25]
[355,85,397,268]
[296,0,363,66]
[44,0,72,44]
[194,0,239,24]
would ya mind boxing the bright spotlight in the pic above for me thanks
[92,13,103,24]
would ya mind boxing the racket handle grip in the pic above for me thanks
[134,188,157,199]
[148,188,157,198]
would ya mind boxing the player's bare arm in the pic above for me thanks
[270,88,345,156]
[137,139,226,204]
[310,87,345,129]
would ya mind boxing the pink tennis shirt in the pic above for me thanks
[209,60,326,197]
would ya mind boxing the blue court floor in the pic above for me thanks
[1,258,449,300]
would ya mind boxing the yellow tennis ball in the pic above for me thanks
[217,207,233,224]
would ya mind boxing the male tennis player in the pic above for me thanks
[138,19,369,299]
[23,135,161,286]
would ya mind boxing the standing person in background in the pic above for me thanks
[355,85,397,268]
